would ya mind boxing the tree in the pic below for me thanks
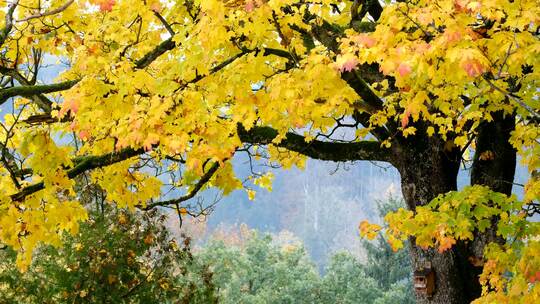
[361,198,413,292]
[198,231,322,303]
[0,205,217,303]
[0,1,538,303]
[196,222,413,304]
[320,252,383,304]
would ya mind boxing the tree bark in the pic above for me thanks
[463,111,517,300]
[394,132,472,304]
[393,113,516,303]
[471,112,516,194]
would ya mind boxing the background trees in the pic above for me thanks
[0,1,538,303]
[171,216,414,304]
[0,199,412,304]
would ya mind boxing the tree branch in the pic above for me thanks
[153,11,175,36]
[237,124,392,163]
[307,17,385,112]
[0,66,55,111]
[0,1,18,47]
[134,38,176,68]
[144,162,221,209]
[0,35,178,107]
[17,0,74,22]
[0,80,78,106]
[10,147,146,202]
[341,69,384,111]
[483,77,540,120]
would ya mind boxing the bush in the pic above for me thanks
[0,207,216,304]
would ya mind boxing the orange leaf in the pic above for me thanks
[397,62,412,77]
[359,220,382,240]
[461,59,485,77]
[438,236,456,253]
[97,0,115,12]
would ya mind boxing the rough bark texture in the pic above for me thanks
[394,130,468,304]
[464,111,517,300]
[471,112,516,194]
[392,114,516,304]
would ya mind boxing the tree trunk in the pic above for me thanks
[464,111,517,299]
[394,130,474,303]
[396,135,468,304]
[393,113,516,303]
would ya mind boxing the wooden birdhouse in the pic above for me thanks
[414,261,435,298]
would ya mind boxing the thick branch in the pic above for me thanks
[471,112,516,194]
[134,38,175,68]
[0,80,78,105]
[237,124,392,163]
[0,66,55,111]
[342,69,383,111]
[10,147,145,202]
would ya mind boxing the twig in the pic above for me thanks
[483,77,540,120]
[18,0,75,22]
[153,11,175,36]
[144,161,221,209]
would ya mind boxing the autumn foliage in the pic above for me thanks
[0,0,538,303]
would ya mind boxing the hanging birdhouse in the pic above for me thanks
[414,261,435,297]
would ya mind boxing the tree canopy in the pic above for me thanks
[0,1,538,303]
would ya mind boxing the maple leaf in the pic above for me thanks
[358,220,382,240]
[247,189,256,200]
[453,0,471,13]
[401,110,411,128]
[438,236,456,253]
[529,271,540,283]
[461,58,485,77]
[78,130,90,141]
[150,2,162,12]
[335,55,359,73]
[379,61,395,75]
[416,9,433,26]
[59,99,79,117]
[397,62,412,77]
[245,1,255,12]
[98,0,115,12]
[352,34,376,48]
[444,30,462,44]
